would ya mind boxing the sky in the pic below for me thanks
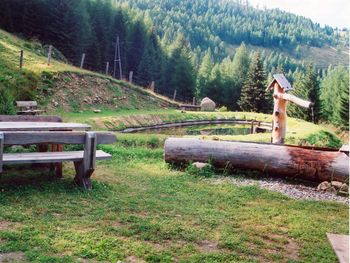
[248,0,349,29]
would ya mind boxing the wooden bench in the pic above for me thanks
[16,101,44,115]
[179,104,201,111]
[0,131,116,189]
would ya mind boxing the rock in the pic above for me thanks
[326,186,337,194]
[317,181,331,191]
[331,181,343,190]
[93,109,101,113]
[83,99,89,103]
[339,184,349,194]
[192,162,211,170]
[53,101,59,107]
[200,97,216,111]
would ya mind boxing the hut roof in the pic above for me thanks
[267,74,293,91]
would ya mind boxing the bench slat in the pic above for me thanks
[3,132,116,145]
[16,101,38,107]
[3,150,111,164]
[0,115,62,122]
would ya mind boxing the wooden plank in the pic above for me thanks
[0,115,62,122]
[3,131,116,145]
[16,101,38,107]
[0,122,91,131]
[327,234,349,263]
[2,150,111,164]
[84,132,97,174]
[0,132,3,173]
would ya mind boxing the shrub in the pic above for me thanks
[0,88,16,114]
[219,106,228,112]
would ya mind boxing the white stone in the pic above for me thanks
[200,97,216,111]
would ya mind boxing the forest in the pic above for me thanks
[0,0,348,129]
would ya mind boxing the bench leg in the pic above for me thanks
[51,144,63,178]
[73,161,93,190]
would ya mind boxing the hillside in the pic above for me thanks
[118,0,349,68]
[0,29,177,114]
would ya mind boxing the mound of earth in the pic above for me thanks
[41,73,176,112]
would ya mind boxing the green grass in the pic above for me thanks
[0,139,348,262]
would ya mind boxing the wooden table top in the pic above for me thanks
[0,122,91,131]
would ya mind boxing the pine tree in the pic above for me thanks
[126,20,147,75]
[288,65,320,123]
[168,35,196,100]
[232,43,250,108]
[196,49,214,97]
[320,66,349,129]
[238,52,270,113]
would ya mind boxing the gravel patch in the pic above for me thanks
[210,176,349,204]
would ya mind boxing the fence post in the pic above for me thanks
[47,45,52,66]
[129,71,133,83]
[193,97,196,105]
[150,81,155,92]
[105,62,109,75]
[173,90,177,101]
[80,53,86,69]
[19,50,24,69]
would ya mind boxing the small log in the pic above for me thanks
[164,138,349,183]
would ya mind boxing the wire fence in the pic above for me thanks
[16,47,198,106]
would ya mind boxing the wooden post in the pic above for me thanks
[272,82,287,144]
[105,62,109,75]
[19,50,24,69]
[0,132,3,173]
[173,90,177,101]
[193,97,196,105]
[150,81,155,92]
[47,45,52,66]
[129,71,133,83]
[271,83,312,144]
[80,53,86,69]
[74,132,96,190]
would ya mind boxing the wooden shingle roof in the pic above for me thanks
[267,74,293,91]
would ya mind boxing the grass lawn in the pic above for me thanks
[0,134,348,263]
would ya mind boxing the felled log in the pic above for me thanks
[164,138,349,183]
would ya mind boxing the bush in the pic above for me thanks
[186,162,214,178]
[0,88,16,114]
[219,106,228,112]
[305,130,342,149]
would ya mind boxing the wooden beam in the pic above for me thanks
[164,138,349,183]
[2,132,116,145]
[275,93,313,109]
[2,150,111,164]
[0,115,62,122]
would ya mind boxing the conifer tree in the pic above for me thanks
[196,49,214,97]
[288,65,320,123]
[238,52,270,113]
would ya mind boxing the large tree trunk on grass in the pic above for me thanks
[164,138,349,183]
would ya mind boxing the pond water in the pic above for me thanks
[131,124,267,136]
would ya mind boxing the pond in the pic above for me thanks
[130,123,268,136]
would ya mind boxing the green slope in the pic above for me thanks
[0,29,178,114]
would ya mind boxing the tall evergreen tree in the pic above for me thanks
[167,35,196,100]
[238,52,270,113]
[320,66,349,129]
[196,49,214,97]
[288,65,320,123]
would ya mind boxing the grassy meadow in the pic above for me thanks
[0,109,348,263]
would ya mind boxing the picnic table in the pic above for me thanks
[0,121,116,189]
